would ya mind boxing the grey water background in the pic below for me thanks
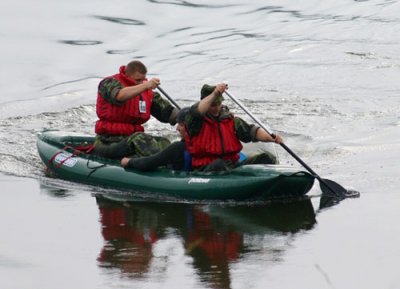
[1,0,399,288]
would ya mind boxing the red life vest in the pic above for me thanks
[187,209,242,261]
[95,66,153,136]
[99,206,158,244]
[185,114,243,168]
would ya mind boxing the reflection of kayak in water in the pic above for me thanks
[95,196,316,288]
[205,199,316,233]
[95,195,316,237]
[37,130,315,202]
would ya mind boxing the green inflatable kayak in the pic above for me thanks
[37,130,315,202]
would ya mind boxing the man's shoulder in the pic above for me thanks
[99,76,118,85]
[98,77,123,103]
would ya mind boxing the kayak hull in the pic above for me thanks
[37,130,315,202]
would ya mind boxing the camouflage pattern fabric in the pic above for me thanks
[93,133,171,159]
[127,132,171,157]
[98,78,125,105]
[184,103,278,172]
[98,78,176,123]
[186,104,259,142]
[93,77,177,159]
[93,137,134,160]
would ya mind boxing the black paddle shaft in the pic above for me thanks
[157,86,181,110]
[223,91,346,198]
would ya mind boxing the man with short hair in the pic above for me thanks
[93,60,179,159]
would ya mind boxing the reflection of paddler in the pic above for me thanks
[97,203,158,275]
[185,207,243,262]
[184,206,241,289]
[94,196,316,287]
[99,205,158,243]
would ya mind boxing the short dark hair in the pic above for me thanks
[176,107,190,123]
[125,60,147,75]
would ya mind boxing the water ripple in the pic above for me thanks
[58,40,103,46]
[240,5,400,24]
[146,0,236,8]
[157,26,193,38]
[41,76,101,91]
[106,49,140,55]
[173,28,266,49]
[93,15,145,25]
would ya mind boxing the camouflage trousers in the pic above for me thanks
[93,132,171,160]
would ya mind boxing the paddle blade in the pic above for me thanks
[320,178,347,197]
[319,178,360,209]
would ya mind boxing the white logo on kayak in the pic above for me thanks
[188,178,210,184]
[54,153,78,167]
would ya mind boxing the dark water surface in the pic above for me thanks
[1,0,399,288]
